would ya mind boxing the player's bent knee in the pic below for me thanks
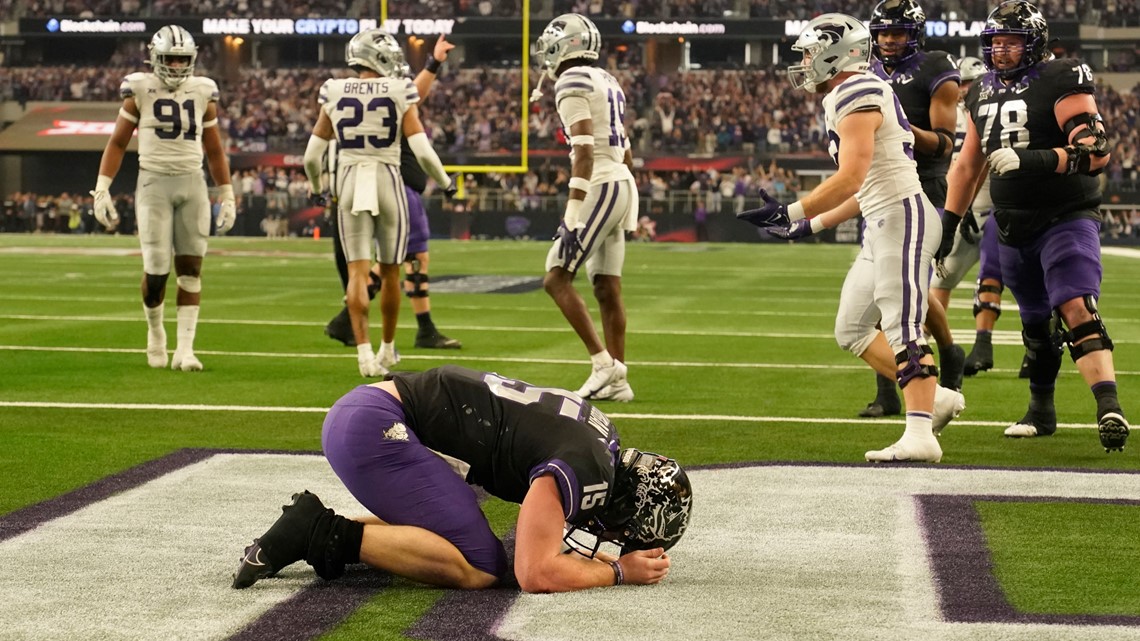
[404,272,429,298]
[895,341,937,388]
[176,275,201,294]
[1059,295,1114,362]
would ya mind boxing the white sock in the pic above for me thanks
[381,340,395,353]
[176,305,199,353]
[590,351,615,369]
[903,412,934,439]
[357,343,375,361]
[144,304,164,334]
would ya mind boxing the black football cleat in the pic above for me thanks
[232,490,327,589]
[858,400,902,418]
[1098,412,1130,453]
[325,307,356,347]
[963,341,993,376]
[415,331,462,349]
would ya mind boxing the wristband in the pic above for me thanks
[787,200,806,222]
[609,560,624,586]
[933,127,954,158]
[424,56,442,74]
[568,177,590,193]
[564,198,584,229]
[809,216,827,234]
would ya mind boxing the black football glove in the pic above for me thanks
[958,209,980,245]
[736,189,790,229]
[935,209,962,263]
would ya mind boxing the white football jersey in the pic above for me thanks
[554,66,635,185]
[121,73,218,175]
[319,76,419,168]
[822,73,922,217]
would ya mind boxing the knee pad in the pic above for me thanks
[367,270,383,299]
[305,509,365,581]
[895,341,938,389]
[176,275,201,294]
[404,271,430,298]
[143,273,168,307]
[972,283,1003,319]
[1061,295,1114,362]
[1022,318,1064,379]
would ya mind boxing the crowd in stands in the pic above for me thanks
[10,0,1140,25]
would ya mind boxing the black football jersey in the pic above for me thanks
[399,138,429,194]
[871,50,960,180]
[965,59,1101,246]
[391,365,620,526]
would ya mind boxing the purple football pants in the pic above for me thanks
[999,217,1102,324]
[405,186,430,256]
[321,385,508,579]
[978,213,1001,283]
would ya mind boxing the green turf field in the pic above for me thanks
[1,234,1138,639]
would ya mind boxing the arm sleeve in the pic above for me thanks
[406,132,451,189]
[303,135,329,192]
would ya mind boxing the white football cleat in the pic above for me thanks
[377,346,401,371]
[865,436,942,463]
[932,386,966,436]
[147,329,168,369]
[358,355,387,378]
[591,381,634,402]
[171,350,203,372]
[1004,423,1039,438]
[576,359,628,399]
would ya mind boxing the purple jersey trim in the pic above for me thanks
[529,458,579,521]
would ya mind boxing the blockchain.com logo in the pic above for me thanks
[622,20,635,34]
[46,18,60,32]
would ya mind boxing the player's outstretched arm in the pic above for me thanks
[403,106,452,191]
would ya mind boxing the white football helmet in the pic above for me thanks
[346,29,410,78]
[533,13,601,81]
[148,25,197,88]
[787,13,871,93]
[957,55,987,82]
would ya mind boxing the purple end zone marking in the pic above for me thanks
[917,493,1140,627]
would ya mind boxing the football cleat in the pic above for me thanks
[963,341,993,376]
[1098,412,1129,453]
[590,381,634,402]
[939,344,966,392]
[865,436,942,463]
[414,331,462,349]
[325,307,356,347]
[932,386,966,437]
[171,350,203,372]
[858,399,901,418]
[377,346,401,371]
[576,359,627,399]
[1004,410,1056,438]
[147,326,168,369]
[1004,423,1039,438]
[232,491,326,589]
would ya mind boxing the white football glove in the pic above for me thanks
[90,175,119,229]
[988,148,1021,176]
[216,184,237,234]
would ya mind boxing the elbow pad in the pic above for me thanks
[407,132,451,189]
[1062,113,1109,176]
[303,135,330,191]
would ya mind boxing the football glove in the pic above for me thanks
[443,181,459,200]
[309,191,331,207]
[958,209,980,245]
[90,175,119,229]
[736,189,789,229]
[216,185,237,234]
[767,218,814,241]
[555,221,584,268]
[935,209,962,265]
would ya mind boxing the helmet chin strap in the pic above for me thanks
[529,68,556,103]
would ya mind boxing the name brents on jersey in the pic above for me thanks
[341,81,393,95]
[201,18,454,36]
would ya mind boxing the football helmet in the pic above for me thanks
[346,29,410,78]
[957,56,987,82]
[869,0,927,65]
[148,25,197,88]
[981,1,1050,80]
[787,13,872,94]
[565,449,693,556]
[533,13,601,82]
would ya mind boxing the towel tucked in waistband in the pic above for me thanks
[350,162,381,217]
